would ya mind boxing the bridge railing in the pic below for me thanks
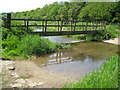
[2,13,106,32]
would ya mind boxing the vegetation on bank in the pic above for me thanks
[11,2,119,23]
[63,54,118,88]
[2,27,70,60]
[69,24,119,41]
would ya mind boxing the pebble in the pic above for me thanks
[10,79,26,87]
[26,79,44,88]
[7,66,15,70]
[15,79,26,84]
[10,83,23,88]
[11,73,19,78]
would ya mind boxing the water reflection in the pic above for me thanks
[32,42,118,77]
[42,36,84,43]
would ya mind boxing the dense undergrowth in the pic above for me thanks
[2,27,70,59]
[69,24,119,41]
[63,54,118,88]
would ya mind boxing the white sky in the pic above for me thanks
[0,0,68,13]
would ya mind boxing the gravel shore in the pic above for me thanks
[103,37,120,45]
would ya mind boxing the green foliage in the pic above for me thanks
[78,2,118,22]
[63,54,118,88]
[2,32,69,59]
[2,35,19,51]
[69,24,118,41]
[17,35,57,56]
[2,34,57,59]
[12,2,118,23]
[85,25,118,41]
[18,75,30,79]
[56,44,71,49]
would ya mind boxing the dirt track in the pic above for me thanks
[1,60,77,88]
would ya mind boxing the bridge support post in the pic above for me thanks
[71,21,73,31]
[26,19,29,30]
[74,20,76,31]
[85,21,88,31]
[58,21,59,31]
[45,20,47,32]
[24,19,26,27]
[104,21,106,30]
[60,20,63,31]
[6,13,11,30]
[42,21,44,32]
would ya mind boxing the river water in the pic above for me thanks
[32,36,118,78]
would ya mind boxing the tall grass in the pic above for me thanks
[63,54,118,88]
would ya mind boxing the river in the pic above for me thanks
[31,36,118,78]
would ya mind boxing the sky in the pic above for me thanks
[0,0,68,13]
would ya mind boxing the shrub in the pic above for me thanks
[17,35,57,56]
[2,34,60,59]
[2,35,19,51]
[85,24,118,41]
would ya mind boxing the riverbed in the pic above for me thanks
[32,41,118,78]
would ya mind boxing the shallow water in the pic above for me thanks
[42,36,84,43]
[32,41,118,78]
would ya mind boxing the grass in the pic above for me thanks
[63,54,118,88]
[18,75,31,79]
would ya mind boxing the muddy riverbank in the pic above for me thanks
[1,60,76,88]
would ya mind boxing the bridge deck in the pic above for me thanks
[32,30,100,36]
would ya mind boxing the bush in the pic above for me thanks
[2,35,19,51]
[17,35,57,56]
[2,27,28,40]
[2,33,70,59]
[2,34,58,59]
[85,24,118,41]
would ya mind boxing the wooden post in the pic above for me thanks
[90,22,92,31]
[58,21,59,31]
[93,22,95,30]
[6,13,11,29]
[104,21,106,30]
[42,21,44,32]
[85,21,88,30]
[45,20,47,32]
[24,19,26,26]
[82,22,83,30]
[71,21,72,31]
[60,20,63,31]
[96,21,98,31]
[26,19,29,30]
[74,20,76,31]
